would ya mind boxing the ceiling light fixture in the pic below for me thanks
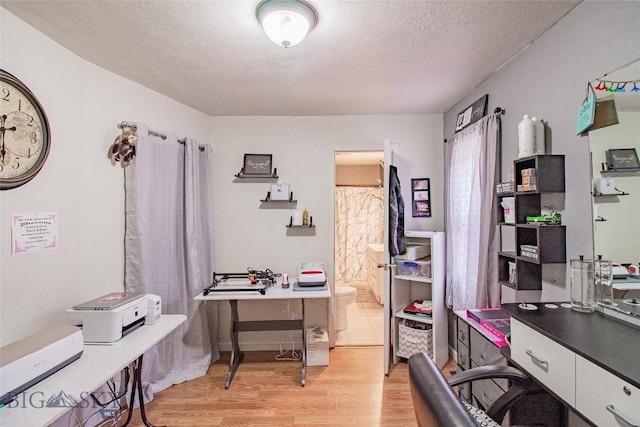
[256,0,318,48]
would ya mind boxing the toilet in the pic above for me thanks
[335,286,358,331]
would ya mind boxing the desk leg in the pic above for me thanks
[301,299,306,387]
[120,355,159,427]
[225,300,244,389]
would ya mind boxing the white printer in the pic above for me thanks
[67,292,161,344]
[0,325,84,405]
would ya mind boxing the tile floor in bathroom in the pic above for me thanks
[335,282,384,346]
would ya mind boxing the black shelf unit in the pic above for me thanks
[260,191,296,203]
[592,191,629,197]
[234,167,278,179]
[600,167,640,173]
[497,155,566,291]
[286,216,314,228]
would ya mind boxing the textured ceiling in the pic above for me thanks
[2,0,581,116]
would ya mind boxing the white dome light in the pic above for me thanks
[257,0,318,48]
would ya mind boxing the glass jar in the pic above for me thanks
[594,257,614,307]
[570,257,595,313]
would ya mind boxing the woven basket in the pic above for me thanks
[397,322,433,359]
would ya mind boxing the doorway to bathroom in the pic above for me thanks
[334,150,385,347]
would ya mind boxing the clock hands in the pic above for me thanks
[0,114,17,162]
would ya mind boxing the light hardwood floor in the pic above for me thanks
[125,347,455,426]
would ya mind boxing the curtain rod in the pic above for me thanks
[118,121,205,151]
[444,107,504,143]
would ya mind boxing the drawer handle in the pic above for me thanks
[623,386,632,396]
[525,349,548,370]
[606,404,640,427]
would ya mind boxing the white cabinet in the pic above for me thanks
[366,243,384,304]
[510,318,576,407]
[391,231,447,369]
[576,355,640,427]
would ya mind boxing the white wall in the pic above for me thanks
[0,9,211,345]
[0,9,445,351]
[209,115,443,348]
[443,1,640,302]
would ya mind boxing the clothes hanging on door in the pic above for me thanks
[389,165,406,256]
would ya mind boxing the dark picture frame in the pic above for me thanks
[606,148,640,170]
[455,94,489,133]
[411,178,431,217]
[242,153,273,176]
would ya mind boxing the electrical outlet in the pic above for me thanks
[281,301,289,312]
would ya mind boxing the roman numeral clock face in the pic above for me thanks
[0,69,51,190]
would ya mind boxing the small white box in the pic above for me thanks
[404,244,430,260]
[307,327,329,366]
[270,183,290,200]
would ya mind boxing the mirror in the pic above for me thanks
[589,58,640,319]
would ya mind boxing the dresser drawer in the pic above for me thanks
[457,341,470,370]
[456,364,472,402]
[510,318,576,407]
[469,328,506,366]
[576,355,640,427]
[471,373,505,412]
[457,317,470,348]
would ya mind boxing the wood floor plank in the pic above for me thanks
[123,347,455,427]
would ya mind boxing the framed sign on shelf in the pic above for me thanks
[411,178,431,217]
[455,94,489,133]
[242,154,273,176]
[606,148,640,170]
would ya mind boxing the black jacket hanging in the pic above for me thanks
[389,165,406,256]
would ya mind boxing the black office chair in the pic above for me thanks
[408,352,537,427]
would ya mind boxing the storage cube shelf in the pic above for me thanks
[397,322,433,360]
[497,155,566,291]
[391,231,447,369]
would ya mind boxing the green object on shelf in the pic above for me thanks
[526,215,561,225]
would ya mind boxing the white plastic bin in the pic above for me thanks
[501,197,515,224]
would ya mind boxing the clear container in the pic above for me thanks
[570,257,595,313]
[594,257,614,307]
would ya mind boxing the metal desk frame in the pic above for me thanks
[196,284,331,389]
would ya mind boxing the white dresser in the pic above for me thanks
[504,303,640,427]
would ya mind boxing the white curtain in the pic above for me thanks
[445,114,501,311]
[124,123,218,400]
[334,186,384,282]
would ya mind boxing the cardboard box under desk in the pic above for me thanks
[307,328,329,366]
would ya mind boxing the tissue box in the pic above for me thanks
[270,183,290,200]
[307,327,329,366]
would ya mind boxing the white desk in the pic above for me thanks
[0,314,185,427]
[195,282,331,388]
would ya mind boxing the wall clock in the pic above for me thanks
[0,69,51,190]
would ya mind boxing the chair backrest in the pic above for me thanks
[408,352,479,427]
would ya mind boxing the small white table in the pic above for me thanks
[0,314,186,427]
[195,282,331,388]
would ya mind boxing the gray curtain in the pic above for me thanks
[124,123,219,400]
[445,114,500,310]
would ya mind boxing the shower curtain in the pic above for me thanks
[335,186,384,282]
[445,113,501,311]
[124,123,219,400]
